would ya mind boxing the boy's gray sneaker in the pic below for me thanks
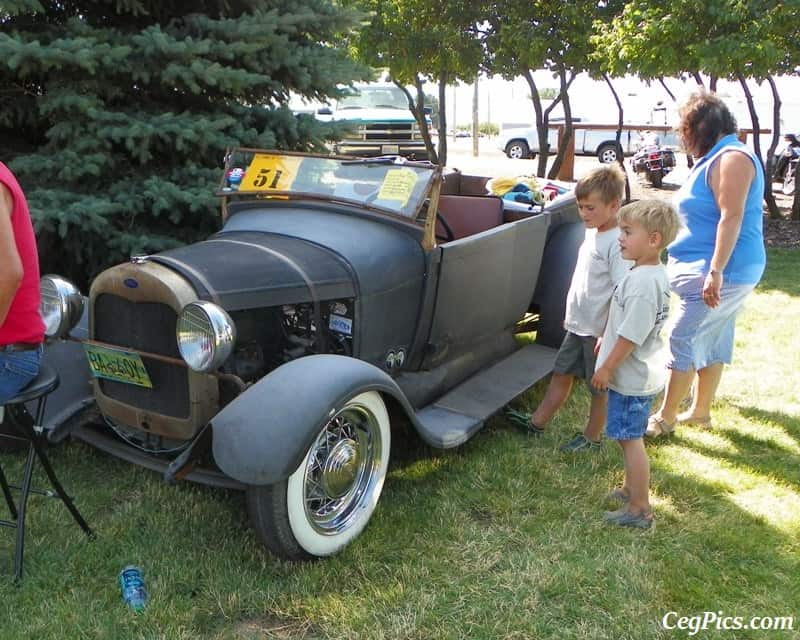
[559,433,602,453]
[603,507,654,529]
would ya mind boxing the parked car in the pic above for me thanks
[38,150,583,561]
[499,124,680,163]
[315,83,430,160]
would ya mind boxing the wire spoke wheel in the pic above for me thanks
[247,391,390,560]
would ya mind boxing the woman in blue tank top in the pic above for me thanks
[646,92,766,438]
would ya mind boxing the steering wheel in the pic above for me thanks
[435,214,455,243]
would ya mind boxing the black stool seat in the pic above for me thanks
[6,364,59,405]
[1,363,93,581]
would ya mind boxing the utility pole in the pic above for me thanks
[472,74,479,156]
[452,84,457,143]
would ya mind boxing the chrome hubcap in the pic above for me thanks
[320,439,360,498]
[302,403,381,535]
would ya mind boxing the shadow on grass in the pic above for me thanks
[755,248,800,297]
[653,405,800,494]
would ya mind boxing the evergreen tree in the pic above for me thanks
[1,0,366,285]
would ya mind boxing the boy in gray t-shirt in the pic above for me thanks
[507,164,632,453]
[592,200,681,529]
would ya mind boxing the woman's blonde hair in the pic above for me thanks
[618,199,682,248]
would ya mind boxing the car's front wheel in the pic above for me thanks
[246,391,390,560]
[505,140,531,160]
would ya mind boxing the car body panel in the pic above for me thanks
[207,354,416,485]
[43,151,583,494]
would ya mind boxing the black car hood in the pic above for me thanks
[150,230,355,310]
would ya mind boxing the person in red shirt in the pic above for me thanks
[0,161,45,403]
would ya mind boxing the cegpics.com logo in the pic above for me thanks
[662,611,795,636]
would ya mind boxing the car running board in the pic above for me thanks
[414,343,557,448]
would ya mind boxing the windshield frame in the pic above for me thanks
[217,148,441,246]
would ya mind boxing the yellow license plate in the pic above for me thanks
[83,344,153,388]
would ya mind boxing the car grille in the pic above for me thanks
[93,293,190,419]
[364,122,414,141]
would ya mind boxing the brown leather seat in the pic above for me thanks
[436,194,504,241]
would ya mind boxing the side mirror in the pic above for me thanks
[423,106,432,115]
[317,107,333,116]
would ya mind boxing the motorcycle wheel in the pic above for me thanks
[783,166,796,196]
[648,170,663,188]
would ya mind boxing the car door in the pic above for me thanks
[423,211,549,368]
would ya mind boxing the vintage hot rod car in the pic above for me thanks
[37,150,583,560]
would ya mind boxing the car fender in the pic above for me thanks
[210,354,416,486]
[40,303,96,441]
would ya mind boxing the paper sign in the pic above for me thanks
[377,168,418,206]
[241,154,302,192]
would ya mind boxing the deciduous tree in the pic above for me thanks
[348,0,484,165]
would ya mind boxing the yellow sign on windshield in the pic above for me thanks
[377,168,418,206]
[241,154,302,191]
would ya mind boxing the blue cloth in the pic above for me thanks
[667,274,755,371]
[0,346,42,404]
[606,389,655,441]
[668,134,766,285]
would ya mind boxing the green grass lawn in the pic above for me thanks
[1,249,798,639]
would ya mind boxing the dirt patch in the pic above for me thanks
[219,616,320,640]
[628,174,800,250]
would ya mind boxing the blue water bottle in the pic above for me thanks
[119,565,147,612]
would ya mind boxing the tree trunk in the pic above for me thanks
[658,77,676,102]
[604,73,631,202]
[709,75,718,92]
[765,75,783,219]
[737,73,779,218]
[396,77,438,164]
[522,69,548,177]
[793,172,800,220]
[437,73,448,166]
[546,67,576,180]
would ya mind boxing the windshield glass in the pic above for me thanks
[220,150,436,222]
[337,85,408,110]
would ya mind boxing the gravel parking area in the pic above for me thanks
[446,137,799,248]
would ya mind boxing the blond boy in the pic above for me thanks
[592,199,681,528]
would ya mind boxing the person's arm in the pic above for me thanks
[0,182,24,327]
[704,150,755,308]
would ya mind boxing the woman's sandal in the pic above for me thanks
[503,407,546,437]
[645,415,676,438]
[677,412,713,429]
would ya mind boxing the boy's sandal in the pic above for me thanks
[606,488,630,503]
[603,507,654,529]
[677,413,713,429]
[645,415,675,438]
[503,407,546,437]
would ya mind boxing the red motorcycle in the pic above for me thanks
[631,135,676,188]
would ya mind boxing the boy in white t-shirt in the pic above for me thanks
[507,164,632,452]
[592,200,681,529]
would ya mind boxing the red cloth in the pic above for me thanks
[0,162,45,345]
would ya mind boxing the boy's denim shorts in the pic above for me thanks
[667,274,756,372]
[553,331,604,396]
[0,346,43,404]
[606,389,655,440]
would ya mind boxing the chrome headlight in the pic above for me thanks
[176,301,236,373]
[40,275,84,338]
